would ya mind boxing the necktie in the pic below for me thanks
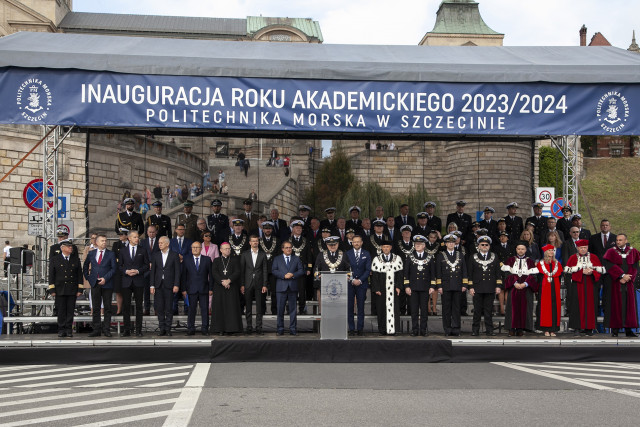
[131,246,135,259]
[65,256,69,262]
[150,238,154,248]
[403,216,407,224]
[386,255,390,262]
[98,251,103,265]
[356,251,360,263]
[179,238,182,251]
[341,230,344,240]
[285,256,290,267]
[603,233,607,248]
[195,257,199,271]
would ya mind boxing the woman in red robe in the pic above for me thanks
[536,244,563,337]
[564,239,605,335]
[501,241,538,336]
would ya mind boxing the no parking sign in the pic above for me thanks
[550,198,571,219]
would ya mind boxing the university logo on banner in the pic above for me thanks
[596,91,630,133]
[16,78,53,122]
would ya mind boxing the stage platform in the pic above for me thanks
[1,333,639,364]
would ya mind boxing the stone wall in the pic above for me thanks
[87,133,206,235]
[266,177,299,220]
[0,124,87,246]
[346,140,535,218]
[0,125,206,247]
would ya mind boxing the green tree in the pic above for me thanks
[539,146,564,197]
[303,143,355,211]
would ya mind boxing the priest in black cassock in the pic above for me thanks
[211,242,242,335]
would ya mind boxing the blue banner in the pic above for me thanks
[1,68,639,135]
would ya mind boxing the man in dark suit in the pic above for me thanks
[239,199,259,234]
[270,208,290,241]
[320,207,338,233]
[207,199,229,246]
[146,200,172,238]
[589,219,616,260]
[150,236,181,336]
[424,202,442,238]
[82,234,117,337]
[446,201,472,245]
[504,202,524,242]
[395,203,416,231]
[479,206,498,240]
[181,241,213,336]
[571,214,592,240]
[49,227,79,261]
[271,240,305,335]
[240,235,269,334]
[141,224,160,315]
[170,223,192,315]
[526,203,547,241]
[345,206,363,233]
[119,231,150,337]
[114,197,145,235]
[345,235,371,336]
[49,240,83,338]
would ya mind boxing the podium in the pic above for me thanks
[320,272,348,340]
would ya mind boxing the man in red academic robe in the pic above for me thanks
[603,234,640,337]
[564,239,605,336]
[536,244,563,336]
[501,241,538,336]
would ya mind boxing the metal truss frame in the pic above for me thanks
[550,135,579,213]
[41,125,74,245]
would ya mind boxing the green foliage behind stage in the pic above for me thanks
[539,146,564,197]
[304,144,437,218]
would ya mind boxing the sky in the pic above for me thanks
[73,0,640,49]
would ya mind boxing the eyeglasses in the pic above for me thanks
[571,231,580,233]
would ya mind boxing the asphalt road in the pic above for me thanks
[2,362,640,426]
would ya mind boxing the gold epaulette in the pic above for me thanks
[430,280,436,285]
[436,279,442,285]
[48,284,55,289]
[467,280,473,286]
[462,278,469,284]
[403,279,410,285]
[496,279,503,285]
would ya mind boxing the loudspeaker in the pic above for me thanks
[9,248,32,274]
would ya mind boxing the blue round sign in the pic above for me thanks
[23,179,54,212]
[550,197,571,219]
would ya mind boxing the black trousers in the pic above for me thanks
[143,285,151,312]
[472,292,495,334]
[409,290,429,333]
[155,286,174,332]
[399,287,410,315]
[442,290,461,334]
[269,274,277,315]
[55,294,77,333]
[187,292,210,332]
[244,285,264,330]
[122,286,144,332]
[91,287,113,332]
[297,275,307,312]
[460,290,468,314]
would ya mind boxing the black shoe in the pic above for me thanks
[245,328,253,335]
[357,330,365,336]
[256,329,264,336]
[201,330,210,336]
[103,331,112,338]
[136,331,143,337]
[444,332,451,337]
[421,331,429,337]
[612,331,619,337]
[486,331,496,336]
[143,310,150,316]
[157,330,167,336]
[470,331,479,337]
[166,331,172,336]
[290,331,298,336]
[348,330,355,336]
[67,333,73,338]
[625,331,639,338]
[186,330,196,336]
[277,331,284,336]
[58,331,67,338]
[120,331,131,337]
[584,330,593,336]
[410,330,418,337]
[88,330,101,337]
